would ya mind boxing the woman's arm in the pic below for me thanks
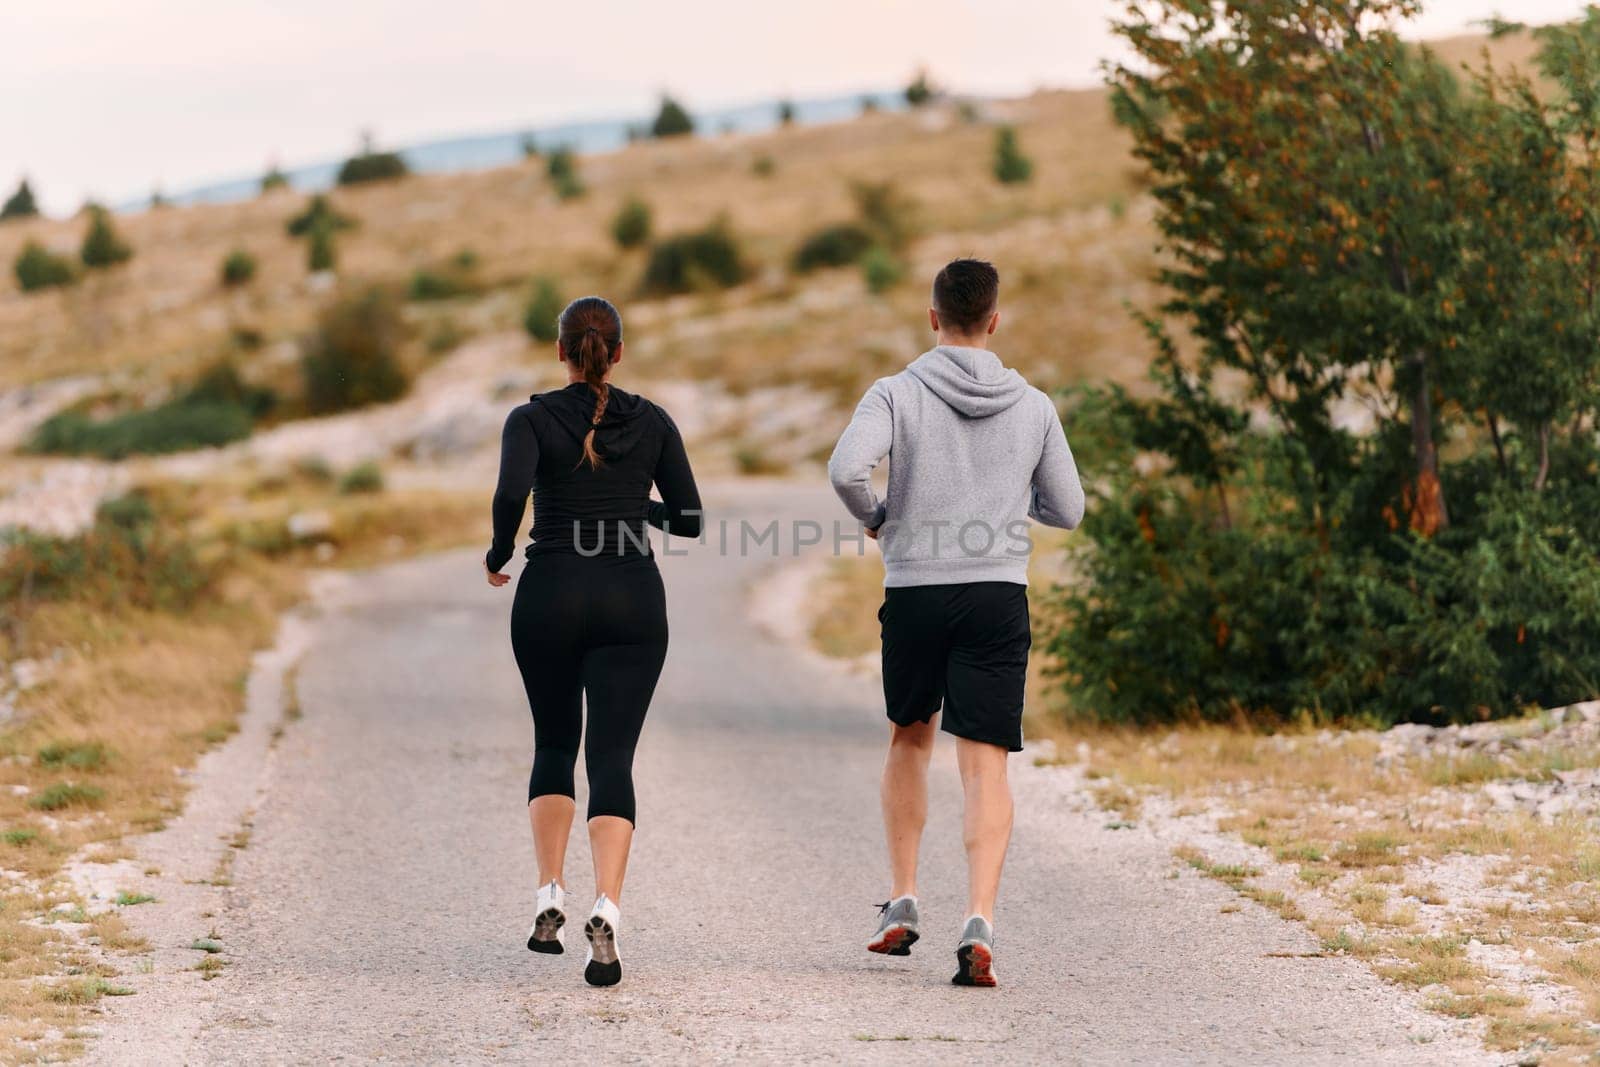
[486,406,539,574]
[646,410,703,538]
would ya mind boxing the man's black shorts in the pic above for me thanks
[878,581,1030,752]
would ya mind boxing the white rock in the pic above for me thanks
[287,510,334,541]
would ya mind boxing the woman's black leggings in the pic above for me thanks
[510,552,668,824]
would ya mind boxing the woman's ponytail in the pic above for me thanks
[557,297,624,470]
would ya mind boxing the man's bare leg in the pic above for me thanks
[882,719,937,898]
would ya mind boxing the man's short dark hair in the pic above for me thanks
[931,258,999,333]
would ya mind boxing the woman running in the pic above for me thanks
[485,296,701,987]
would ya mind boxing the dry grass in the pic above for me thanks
[0,90,1154,406]
[0,477,482,1063]
[1056,720,1600,1061]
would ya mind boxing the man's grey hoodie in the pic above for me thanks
[828,345,1084,587]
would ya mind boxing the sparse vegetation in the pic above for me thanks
[861,245,904,294]
[338,461,384,495]
[408,249,482,301]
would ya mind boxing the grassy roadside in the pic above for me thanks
[1048,722,1600,1062]
[0,470,482,1063]
[805,552,1600,1064]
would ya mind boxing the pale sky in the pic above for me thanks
[0,0,1588,214]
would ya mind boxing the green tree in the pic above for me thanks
[1,179,40,221]
[777,99,796,126]
[1045,0,1600,726]
[80,205,132,269]
[651,96,695,138]
[611,197,653,250]
[286,194,355,237]
[337,132,409,185]
[905,70,935,108]
[992,126,1033,184]
[307,222,337,273]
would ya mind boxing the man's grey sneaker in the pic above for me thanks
[527,879,566,954]
[868,896,920,956]
[952,915,997,987]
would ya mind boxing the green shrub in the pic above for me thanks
[80,206,132,269]
[1,178,39,221]
[791,223,873,273]
[336,148,408,186]
[651,95,695,138]
[220,249,257,286]
[523,278,564,343]
[851,181,916,250]
[777,99,796,125]
[13,241,77,291]
[861,246,905,293]
[408,252,480,301]
[0,490,211,612]
[286,195,355,237]
[300,287,408,414]
[37,742,109,770]
[751,154,776,178]
[27,402,254,459]
[338,461,384,495]
[519,134,540,159]
[183,360,277,418]
[611,197,653,249]
[638,220,747,297]
[992,126,1033,184]
[545,147,584,199]
[307,222,337,273]
[29,783,105,811]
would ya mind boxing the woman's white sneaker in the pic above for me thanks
[527,880,566,954]
[584,894,623,987]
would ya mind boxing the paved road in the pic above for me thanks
[94,484,1490,1064]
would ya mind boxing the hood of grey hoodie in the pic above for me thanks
[905,345,1028,418]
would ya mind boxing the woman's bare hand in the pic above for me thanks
[486,564,510,587]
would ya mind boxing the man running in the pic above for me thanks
[828,258,1084,987]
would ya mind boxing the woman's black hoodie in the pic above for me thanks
[486,383,702,570]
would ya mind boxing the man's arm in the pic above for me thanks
[1029,399,1084,530]
[827,381,892,529]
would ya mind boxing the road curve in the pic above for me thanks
[91,482,1489,1065]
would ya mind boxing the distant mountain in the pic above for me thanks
[145,91,904,210]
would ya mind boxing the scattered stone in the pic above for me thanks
[286,510,334,542]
